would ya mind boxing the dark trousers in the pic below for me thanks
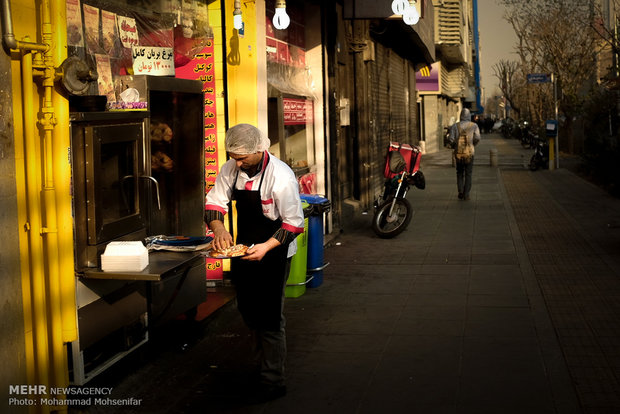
[251,258,291,386]
[232,257,292,386]
[456,157,474,197]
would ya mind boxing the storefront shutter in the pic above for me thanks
[370,43,391,196]
[389,50,408,144]
[408,63,419,142]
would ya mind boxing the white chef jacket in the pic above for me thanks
[205,151,304,257]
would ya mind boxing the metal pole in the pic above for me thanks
[553,73,559,169]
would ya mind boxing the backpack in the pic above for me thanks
[455,124,474,162]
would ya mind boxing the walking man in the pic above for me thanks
[449,108,481,200]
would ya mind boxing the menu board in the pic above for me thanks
[176,39,222,281]
[66,0,84,48]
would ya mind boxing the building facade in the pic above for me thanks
[418,0,479,154]
[0,0,440,404]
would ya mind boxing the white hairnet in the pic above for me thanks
[225,124,271,154]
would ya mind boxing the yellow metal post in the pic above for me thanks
[50,0,77,346]
[21,43,52,402]
[36,0,69,392]
[548,137,555,171]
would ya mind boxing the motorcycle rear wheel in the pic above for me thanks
[372,197,413,238]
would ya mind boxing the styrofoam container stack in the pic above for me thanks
[101,241,149,272]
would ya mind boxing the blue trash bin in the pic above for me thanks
[299,194,330,288]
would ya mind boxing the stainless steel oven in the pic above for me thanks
[70,111,150,269]
[68,78,206,385]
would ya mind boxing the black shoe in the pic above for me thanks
[458,192,464,199]
[246,383,287,404]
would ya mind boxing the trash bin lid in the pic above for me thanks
[300,194,329,205]
[300,194,330,214]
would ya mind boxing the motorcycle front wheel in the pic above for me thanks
[372,197,413,239]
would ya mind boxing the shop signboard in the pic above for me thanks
[415,62,440,94]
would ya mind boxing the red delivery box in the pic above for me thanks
[383,142,421,178]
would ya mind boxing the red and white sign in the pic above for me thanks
[283,98,313,125]
[176,41,222,281]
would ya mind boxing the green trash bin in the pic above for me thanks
[286,201,310,298]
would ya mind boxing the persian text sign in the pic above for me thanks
[132,46,174,76]
[283,98,313,125]
[527,73,551,83]
[117,15,139,48]
[176,40,222,280]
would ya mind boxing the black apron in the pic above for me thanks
[230,164,289,332]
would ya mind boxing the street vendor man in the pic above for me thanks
[204,123,304,402]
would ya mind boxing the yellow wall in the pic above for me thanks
[223,0,259,130]
[10,0,76,397]
[210,0,261,172]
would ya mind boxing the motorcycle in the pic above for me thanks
[372,145,425,238]
[518,121,536,148]
[529,136,549,171]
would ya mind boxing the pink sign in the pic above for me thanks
[415,62,440,93]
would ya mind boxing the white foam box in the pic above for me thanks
[100,241,149,272]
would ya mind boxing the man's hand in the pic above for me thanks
[213,229,233,251]
[209,220,233,251]
[242,238,281,261]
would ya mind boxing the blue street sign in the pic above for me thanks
[527,73,551,83]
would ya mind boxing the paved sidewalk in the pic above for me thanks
[79,134,620,414]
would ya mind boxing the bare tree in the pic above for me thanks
[499,0,605,149]
[492,59,521,118]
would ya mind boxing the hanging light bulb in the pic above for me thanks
[403,1,420,25]
[233,0,243,30]
[273,0,290,30]
[391,0,409,16]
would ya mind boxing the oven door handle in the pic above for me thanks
[140,175,161,210]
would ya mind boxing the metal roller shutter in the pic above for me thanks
[370,43,391,196]
[408,63,419,142]
[389,50,407,143]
